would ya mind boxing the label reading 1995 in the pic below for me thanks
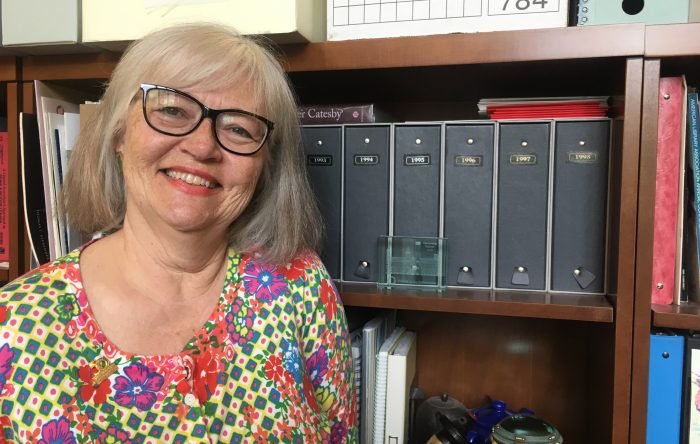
[488,0,560,16]
[404,155,431,166]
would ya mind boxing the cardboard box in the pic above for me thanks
[577,0,699,25]
[327,0,569,41]
[82,0,326,51]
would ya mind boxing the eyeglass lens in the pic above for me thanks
[144,87,269,154]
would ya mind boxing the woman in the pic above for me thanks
[0,23,357,443]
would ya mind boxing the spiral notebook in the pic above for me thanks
[372,327,406,444]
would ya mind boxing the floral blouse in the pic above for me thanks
[0,245,357,443]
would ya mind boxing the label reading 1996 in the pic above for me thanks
[354,155,379,165]
[488,0,560,16]
[455,155,482,166]
[307,155,333,166]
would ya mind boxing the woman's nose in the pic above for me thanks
[181,117,223,161]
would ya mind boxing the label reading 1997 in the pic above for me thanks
[509,154,537,165]
[307,155,333,166]
[404,155,431,166]
[488,0,560,16]
[354,155,379,165]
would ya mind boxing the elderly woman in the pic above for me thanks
[0,23,357,443]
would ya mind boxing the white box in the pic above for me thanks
[82,0,326,51]
[1,0,94,54]
[327,0,569,41]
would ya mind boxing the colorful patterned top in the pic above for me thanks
[0,245,357,443]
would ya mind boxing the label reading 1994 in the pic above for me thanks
[488,0,559,16]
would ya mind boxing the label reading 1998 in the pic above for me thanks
[568,151,598,164]
[354,155,379,165]
[455,155,482,166]
[307,155,333,166]
[488,0,560,16]
[404,155,431,166]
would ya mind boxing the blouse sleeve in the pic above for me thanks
[297,255,358,443]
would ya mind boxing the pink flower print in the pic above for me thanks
[243,261,287,302]
[96,424,133,443]
[0,343,15,394]
[226,298,256,345]
[331,421,349,444]
[38,417,76,444]
[113,363,165,411]
[307,347,329,387]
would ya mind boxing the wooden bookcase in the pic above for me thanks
[12,22,676,444]
[629,22,700,444]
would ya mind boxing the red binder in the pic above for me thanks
[651,76,686,304]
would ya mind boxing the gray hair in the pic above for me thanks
[61,22,322,265]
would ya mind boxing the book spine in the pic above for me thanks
[299,105,375,125]
[0,132,8,263]
[689,92,700,289]
[651,77,684,304]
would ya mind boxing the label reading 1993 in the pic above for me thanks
[488,0,559,16]
[307,155,333,166]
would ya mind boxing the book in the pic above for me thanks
[0,132,8,264]
[349,328,363,434]
[298,104,378,124]
[372,326,406,444]
[647,332,684,443]
[20,113,51,266]
[686,91,700,303]
[384,330,417,444]
[361,312,396,444]
[477,96,609,119]
[34,80,94,259]
[651,76,687,304]
[683,334,700,443]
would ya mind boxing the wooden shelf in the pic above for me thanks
[338,283,613,323]
[20,24,646,81]
[652,302,700,330]
[0,57,17,82]
[281,24,645,72]
[646,23,700,57]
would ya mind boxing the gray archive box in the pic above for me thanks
[343,125,391,282]
[496,121,551,290]
[444,122,496,287]
[393,124,442,237]
[302,125,342,279]
[551,119,610,293]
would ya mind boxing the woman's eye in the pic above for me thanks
[159,106,185,117]
[228,126,254,139]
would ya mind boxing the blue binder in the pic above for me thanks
[647,333,684,443]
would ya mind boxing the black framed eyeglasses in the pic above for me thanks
[139,83,274,156]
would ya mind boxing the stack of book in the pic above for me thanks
[477,96,610,120]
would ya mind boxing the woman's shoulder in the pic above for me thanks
[1,250,82,305]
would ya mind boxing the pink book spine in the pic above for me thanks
[651,77,684,304]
